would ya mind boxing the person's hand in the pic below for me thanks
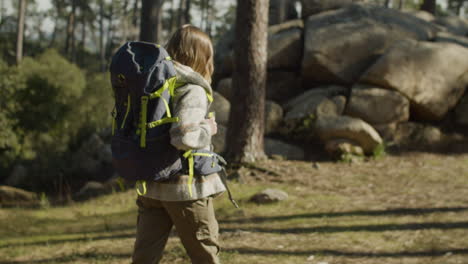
[206,117,217,136]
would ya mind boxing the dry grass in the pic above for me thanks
[1,152,468,264]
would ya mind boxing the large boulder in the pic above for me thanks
[74,181,108,201]
[71,134,113,178]
[360,40,468,121]
[455,93,468,126]
[300,0,363,17]
[0,185,39,207]
[216,72,304,104]
[394,122,444,146]
[212,124,227,153]
[324,139,364,159]
[250,188,288,204]
[5,165,28,187]
[217,20,304,77]
[435,31,468,48]
[283,86,347,128]
[345,84,410,124]
[213,29,236,79]
[216,78,233,100]
[210,91,231,126]
[315,115,383,154]
[265,101,284,134]
[266,71,304,103]
[269,0,299,25]
[434,16,468,36]
[301,4,439,84]
[268,27,303,70]
[407,10,435,22]
[264,138,305,160]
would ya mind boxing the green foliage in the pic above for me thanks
[372,143,387,159]
[0,50,113,188]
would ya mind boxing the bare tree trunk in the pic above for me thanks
[106,2,114,66]
[420,0,436,14]
[384,0,391,8]
[65,0,77,60]
[139,0,165,43]
[200,0,205,29]
[205,0,213,37]
[132,0,139,28]
[0,0,6,23]
[398,0,404,10]
[227,0,269,163]
[79,11,86,66]
[185,0,191,24]
[16,0,27,64]
[49,0,63,48]
[169,0,176,34]
[99,0,105,72]
[178,0,186,27]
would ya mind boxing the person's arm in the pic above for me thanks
[170,84,216,150]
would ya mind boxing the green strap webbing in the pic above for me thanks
[136,180,147,196]
[206,93,214,103]
[183,150,195,197]
[121,95,131,129]
[140,96,149,148]
[147,117,180,129]
[183,150,215,198]
[160,97,172,118]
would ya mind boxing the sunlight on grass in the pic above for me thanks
[1,153,468,264]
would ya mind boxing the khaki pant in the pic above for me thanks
[132,196,220,264]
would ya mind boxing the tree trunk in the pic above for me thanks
[227,0,269,163]
[178,0,186,27]
[420,0,436,14]
[132,0,139,28]
[169,0,176,34]
[65,0,77,60]
[1,0,6,23]
[205,0,213,37]
[16,0,26,64]
[200,0,206,29]
[139,0,164,43]
[106,2,115,67]
[398,0,404,10]
[185,0,191,24]
[99,0,105,72]
[49,0,63,48]
[384,0,391,8]
[79,11,86,66]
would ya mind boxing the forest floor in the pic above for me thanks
[1,151,468,264]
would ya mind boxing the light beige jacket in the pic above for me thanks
[142,62,226,201]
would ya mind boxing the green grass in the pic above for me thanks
[1,152,468,263]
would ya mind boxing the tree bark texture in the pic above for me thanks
[16,0,26,65]
[420,0,436,14]
[227,0,269,163]
[139,0,164,43]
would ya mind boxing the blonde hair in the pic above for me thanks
[166,25,214,83]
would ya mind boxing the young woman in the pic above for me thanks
[131,25,226,264]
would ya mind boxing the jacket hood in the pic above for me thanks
[173,61,213,98]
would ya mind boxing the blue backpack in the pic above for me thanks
[109,42,226,198]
